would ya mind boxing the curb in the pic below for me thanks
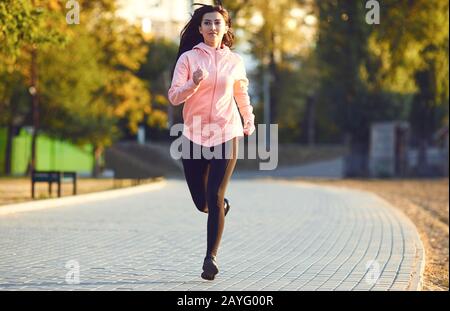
[412,235,426,291]
[0,178,167,217]
[270,179,426,291]
[361,191,426,291]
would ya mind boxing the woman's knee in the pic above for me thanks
[206,191,224,211]
[194,198,208,213]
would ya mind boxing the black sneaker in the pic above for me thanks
[224,198,230,216]
[201,255,219,280]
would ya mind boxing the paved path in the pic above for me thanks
[0,178,424,291]
[233,157,345,180]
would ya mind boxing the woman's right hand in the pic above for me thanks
[193,66,209,85]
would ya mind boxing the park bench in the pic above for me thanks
[31,170,77,199]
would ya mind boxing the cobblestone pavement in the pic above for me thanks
[233,157,345,179]
[0,178,424,291]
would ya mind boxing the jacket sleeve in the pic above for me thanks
[168,53,200,106]
[233,56,255,124]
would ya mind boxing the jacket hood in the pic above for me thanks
[193,42,231,57]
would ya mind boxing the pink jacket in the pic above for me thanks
[168,42,255,147]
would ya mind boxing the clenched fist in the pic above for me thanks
[243,119,255,136]
[193,66,209,85]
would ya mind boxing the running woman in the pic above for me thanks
[168,2,256,280]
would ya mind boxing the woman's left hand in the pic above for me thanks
[243,119,255,136]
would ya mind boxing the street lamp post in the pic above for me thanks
[27,0,40,175]
[250,11,271,147]
[263,64,271,147]
[29,46,39,175]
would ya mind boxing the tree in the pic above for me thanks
[38,0,151,176]
[86,14,150,173]
[223,0,318,132]
[0,0,65,175]
[1,0,153,176]
[369,0,449,173]
[138,38,178,134]
[0,54,29,175]
[315,1,373,145]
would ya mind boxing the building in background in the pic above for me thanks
[369,121,410,178]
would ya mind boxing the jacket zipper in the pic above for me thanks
[209,50,218,142]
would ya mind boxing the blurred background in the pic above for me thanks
[0,0,448,180]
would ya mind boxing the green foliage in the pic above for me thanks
[0,0,152,152]
[223,0,318,141]
[223,0,448,145]
[368,0,449,141]
[0,0,65,56]
[138,38,178,129]
[1,0,448,154]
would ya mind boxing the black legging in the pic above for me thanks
[181,134,238,258]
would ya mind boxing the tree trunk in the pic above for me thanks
[417,138,428,176]
[92,144,104,178]
[305,95,316,146]
[4,123,14,175]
